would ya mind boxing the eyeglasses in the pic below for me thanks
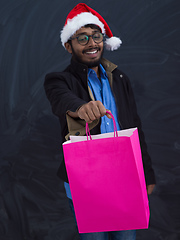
[70,32,104,46]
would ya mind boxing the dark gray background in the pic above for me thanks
[0,0,180,239]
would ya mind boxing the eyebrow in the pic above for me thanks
[76,30,100,36]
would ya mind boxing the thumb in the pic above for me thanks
[105,110,112,119]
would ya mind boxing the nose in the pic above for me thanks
[87,36,96,46]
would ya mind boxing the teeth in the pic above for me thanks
[86,50,97,54]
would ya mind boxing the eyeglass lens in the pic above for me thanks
[78,32,103,45]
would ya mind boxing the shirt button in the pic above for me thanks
[107,122,109,126]
[120,74,123,78]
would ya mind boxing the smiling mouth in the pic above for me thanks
[86,50,98,54]
[83,47,100,55]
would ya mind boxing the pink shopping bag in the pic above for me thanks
[62,111,150,233]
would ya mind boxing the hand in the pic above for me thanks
[77,101,111,123]
[147,184,155,195]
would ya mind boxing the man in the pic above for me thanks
[44,3,156,240]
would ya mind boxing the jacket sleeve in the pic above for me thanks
[124,74,156,186]
[44,72,87,118]
[44,72,99,140]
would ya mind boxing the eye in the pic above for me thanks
[93,32,102,39]
[93,33,103,43]
[78,35,88,43]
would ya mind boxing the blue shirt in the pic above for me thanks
[64,64,120,199]
[88,64,120,134]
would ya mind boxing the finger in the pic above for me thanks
[105,109,112,119]
[86,110,96,122]
[78,105,97,123]
[78,110,93,123]
[95,101,106,117]
[92,105,103,119]
[85,101,104,120]
[147,184,155,195]
[83,112,93,123]
[78,101,105,122]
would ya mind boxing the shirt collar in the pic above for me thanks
[88,64,108,79]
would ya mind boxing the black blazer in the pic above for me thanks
[44,58,156,185]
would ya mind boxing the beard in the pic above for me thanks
[71,46,104,68]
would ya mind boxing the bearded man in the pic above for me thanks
[44,3,156,240]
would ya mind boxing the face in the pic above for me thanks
[65,27,104,68]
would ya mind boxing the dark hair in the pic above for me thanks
[84,24,102,33]
[67,24,102,44]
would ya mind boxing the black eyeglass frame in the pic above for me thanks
[70,32,105,46]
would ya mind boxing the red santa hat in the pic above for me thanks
[60,3,122,51]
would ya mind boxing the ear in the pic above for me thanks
[65,42,72,54]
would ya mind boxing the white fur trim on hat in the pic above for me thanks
[60,12,105,47]
[105,37,122,51]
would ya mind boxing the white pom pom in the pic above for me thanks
[105,37,122,51]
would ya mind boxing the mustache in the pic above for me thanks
[82,47,101,54]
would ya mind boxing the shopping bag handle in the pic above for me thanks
[86,111,118,140]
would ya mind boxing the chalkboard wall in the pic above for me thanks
[0,0,180,239]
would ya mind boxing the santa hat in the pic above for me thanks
[60,3,122,51]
